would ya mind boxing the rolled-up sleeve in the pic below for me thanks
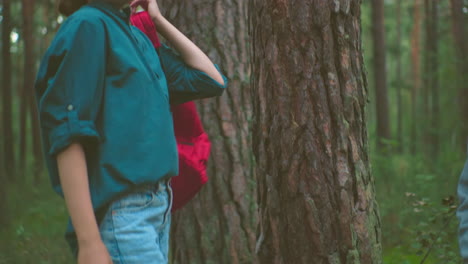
[157,44,228,105]
[458,153,468,261]
[35,18,106,156]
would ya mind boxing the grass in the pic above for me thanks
[0,180,74,264]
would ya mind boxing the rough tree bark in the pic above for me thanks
[250,0,382,263]
[371,0,391,151]
[158,1,257,263]
[450,0,468,147]
[22,0,43,182]
[2,0,15,181]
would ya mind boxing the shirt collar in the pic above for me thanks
[89,0,131,23]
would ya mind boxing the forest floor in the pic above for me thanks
[0,182,74,264]
[0,162,462,264]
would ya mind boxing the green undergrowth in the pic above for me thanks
[0,180,74,264]
[373,145,463,264]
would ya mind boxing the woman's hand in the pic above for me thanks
[130,0,226,86]
[130,0,162,22]
[78,239,113,264]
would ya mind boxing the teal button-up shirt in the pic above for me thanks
[34,1,227,253]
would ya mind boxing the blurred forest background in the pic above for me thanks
[0,0,467,263]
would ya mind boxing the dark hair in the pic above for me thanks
[58,0,88,16]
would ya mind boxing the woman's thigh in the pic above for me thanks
[100,180,173,264]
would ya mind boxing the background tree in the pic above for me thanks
[423,0,439,157]
[21,0,43,183]
[371,0,391,151]
[395,0,403,152]
[1,0,13,225]
[158,0,257,263]
[250,0,382,263]
[450,0,468,147]
[410,0,423,155]
[2,0,15,181]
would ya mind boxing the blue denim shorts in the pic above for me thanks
[99,179,173,264]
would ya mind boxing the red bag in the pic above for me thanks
[130,11,211,212]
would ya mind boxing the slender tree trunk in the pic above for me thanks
[2,0,16,182]
[450,0,468,147]
[422,0,431,152]
[22,0,43,182]
[423,0,439,157]
[396,0,403,152]
[429,0,439,157]
[18,0,30,178]
[1,0,13,226]
[422,0,438,156]
[250,1,382,263]
[158,1,256,263]
[410,0,422,154]
[19,84,28,173]
[371,0,391,151]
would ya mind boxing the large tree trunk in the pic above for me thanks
[1,0,13,226]
[250,1,382,263]
[2,0,15,182]
[158,1,256,263]
[450,0,468,147]
[371,0,391,151]
[22,0,43,182]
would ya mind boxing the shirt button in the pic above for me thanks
[67,104,74,111]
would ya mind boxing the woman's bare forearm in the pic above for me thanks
[152,15,226,86]
[56,143,101,246]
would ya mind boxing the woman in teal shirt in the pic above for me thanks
[35,0,228,263]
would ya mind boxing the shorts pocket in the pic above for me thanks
[112,189,156,213]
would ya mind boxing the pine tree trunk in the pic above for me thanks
[158,1,257,263]
[450,0,468,147]
[422,0,439,157]
[250,1,382,263]
[423,0,439,157]
[19,84,28,174]
[371,0,391,151]
[410,0,422,155]
[396,0,403,153]
[22,0,43,182]
[429,0,439,157]
[1,0,13,226]
[422,0,431,152]
[2,0,16,182]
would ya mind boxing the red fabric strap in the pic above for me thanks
[130,11,161,48]
[130,11,211,212]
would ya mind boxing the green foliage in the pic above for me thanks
[0,181,74,264]
[361,0,467,261]
[372,149,463,263]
